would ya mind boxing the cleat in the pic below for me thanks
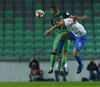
[51,51,62,56]
[48,69,53,74]
[77,65,84,74]
[59,70,63,76]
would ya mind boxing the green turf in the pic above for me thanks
[0,82,100,87]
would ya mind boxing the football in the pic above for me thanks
[35,10,45,18]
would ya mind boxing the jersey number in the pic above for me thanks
[78,42,82,47]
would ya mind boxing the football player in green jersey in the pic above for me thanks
[44,5,75,75]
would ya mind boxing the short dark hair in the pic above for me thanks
[50,5,59,12]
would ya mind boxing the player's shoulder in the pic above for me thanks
[61,11,69,15]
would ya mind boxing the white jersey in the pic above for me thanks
[64,18,86,37]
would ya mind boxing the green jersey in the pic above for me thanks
[51,12,70,37]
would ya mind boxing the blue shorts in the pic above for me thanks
[67,31,87,50]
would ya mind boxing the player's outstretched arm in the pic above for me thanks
[73,15,87,21]
[44,25,58,36]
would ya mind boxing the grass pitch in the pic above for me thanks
[0,81,100,87]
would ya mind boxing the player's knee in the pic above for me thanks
[73,52,78,57]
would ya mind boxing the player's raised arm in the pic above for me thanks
[73,15,87,21]
[43,25,58,36]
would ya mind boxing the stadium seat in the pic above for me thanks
[43,4,52,10]
[15,4,24,11]
[44,17,51,24]
[5,11,14,18]
[0,37,3,43]
[24,24,33,30]
[44,37,53,44]
[24,30,33,37]
[84,23,93,30]
[14,43,23,50]
[24,49,34,56]
[95,42,100,49]
[93,17,100,24]
[44,24,52,31]
[15,30,23,37]
[5,0,14,4]
[73,4,82,11]
[83,10,92,17]
[4,37,13,43]
[24,4,33,11]
[44,49,52,56]
[79,49,85,56]
[34,4,43,11]
[93,10,100,17]
[34,37,43,43]
[73,0,82,4]
[24,43,34,49]
[5,30,13,37]
[34,43,44,50]
[45,43,53,50]
[24,37,34,43]
[25,11,33,18]
[0,0,4,4]
[94,23,100,30]
[34,0,43,4]
[0,17,4,24]
[93,0,100,3]
[83,0,92,4]
[94,30,100,37]
[24,17,33,24]
[34,24,43,30]
[83,4,92,10]
[14,37,23,44]
[0,43,3,50]
[63,0,72,4]
[0,11,4,17]
[34,18,43,24]
[15,24,23,31]
[25,0,33,4]
[15,17,23,24]
[15,0,24,4]
[15,11,23,17]
[93,4,100,11]
[53,0,62,4]
[83,17,93,23]
[77,20,83,24]
[63,4,72,11]
[34,31,43,37]
[85,43,94,49]
[95,36,100,43]
[73,10,82,16]
[5,24,13,31]
[85,48,95,56]
[44,10,52,17]
[44,0,52,4]
[5,17,14,24]
[0,4,4,11]
[5,4,14,10]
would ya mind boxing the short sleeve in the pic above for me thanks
[62,12,70,18]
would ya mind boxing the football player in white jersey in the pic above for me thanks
[50,15,87,74]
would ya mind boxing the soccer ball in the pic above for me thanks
[35,10,44,18]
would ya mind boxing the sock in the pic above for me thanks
[57,40,64,53]
[76,54,83,67]
[50,55,56,68]
[61,57,67,70]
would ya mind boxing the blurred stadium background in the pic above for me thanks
[0,0,100,82]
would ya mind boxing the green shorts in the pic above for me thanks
[53,35,70,50]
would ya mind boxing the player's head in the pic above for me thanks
[50,5,59,15]
[54,17,64,27]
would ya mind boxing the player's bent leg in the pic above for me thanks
[51,32,70,55]
[48,48,57,74]
[73,49,83,74]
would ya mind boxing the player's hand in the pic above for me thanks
[83,15,87,19]
[43,30,51,36]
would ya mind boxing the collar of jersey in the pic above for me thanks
[55,12,60,15]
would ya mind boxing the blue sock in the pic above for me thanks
[57,40,64,53]
[76,54,83,67]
